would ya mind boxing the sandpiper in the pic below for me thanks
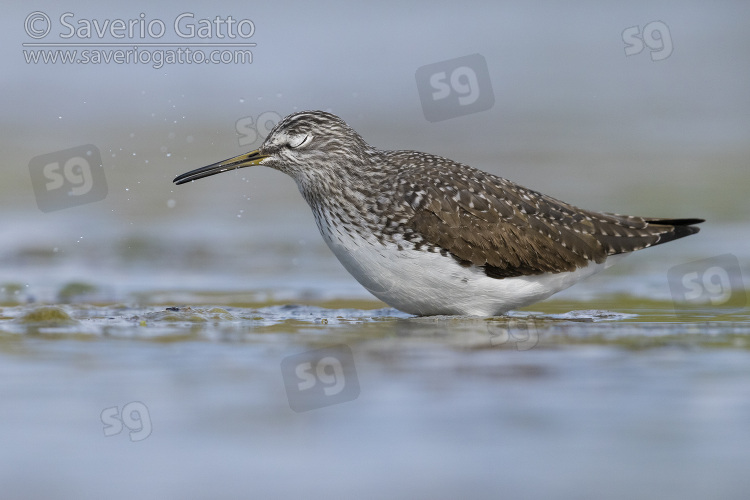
[174,111,703,316]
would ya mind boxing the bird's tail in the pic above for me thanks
[643,218,704,245]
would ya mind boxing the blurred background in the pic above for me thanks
[3,0,748,301]
[2,1,749,498]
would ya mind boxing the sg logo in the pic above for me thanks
[235,111,281,147]
[622,21,673,61]
[101,401,152,442]
[44,156,94,196]
[487,318,539,351]
[668,254,746,314]
[296,355,347,396]
[29,144,107,212]
[415,53,495,122]
[281,344,360,412]
[430,66,482,106]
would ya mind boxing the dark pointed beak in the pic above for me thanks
[173,149,269,185]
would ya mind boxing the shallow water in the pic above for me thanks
[1,219,749,499]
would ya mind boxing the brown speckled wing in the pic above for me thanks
[390,152,702,278]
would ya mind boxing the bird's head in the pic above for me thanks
[173,110,372,187]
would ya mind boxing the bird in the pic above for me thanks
[174,110,703,316]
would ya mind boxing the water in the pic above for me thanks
[1,219,748,499]
[2,308,750,499]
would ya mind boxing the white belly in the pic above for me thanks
[319,227,624,316]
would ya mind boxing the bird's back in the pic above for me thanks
[376,149,702,278]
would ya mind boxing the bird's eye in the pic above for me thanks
[288,134,312,149]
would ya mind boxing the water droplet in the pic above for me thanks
[167,199,176,208]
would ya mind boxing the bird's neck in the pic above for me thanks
[295,150,389,238]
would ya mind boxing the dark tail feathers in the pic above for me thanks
[645,218,704,245]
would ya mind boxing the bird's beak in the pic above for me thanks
[173,149,269,185]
